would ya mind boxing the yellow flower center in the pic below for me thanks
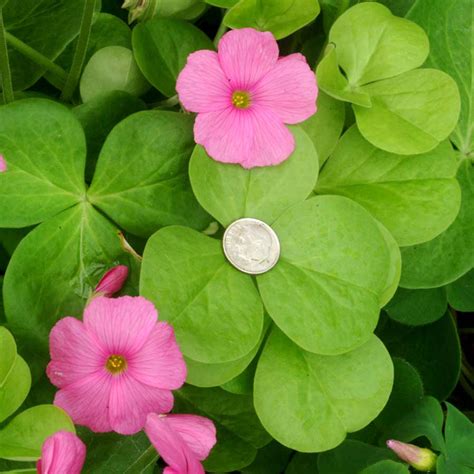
[232,91,251,109]
[106,355,127,374]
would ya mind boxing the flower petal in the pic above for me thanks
[84,296,157,355]
[0,155,6,172]
[218,28,279,89]
[253,53,318,124]
[145,414,204,474]
[176,50,231,113]
[47,317,103,388]
[166,414,217,461]
[128,322,187,390]
[39,431,86,474]
[108,374,174,435]
[54,371,112,433]
[194,105,295,168]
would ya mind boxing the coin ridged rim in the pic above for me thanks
[222,218,281,275]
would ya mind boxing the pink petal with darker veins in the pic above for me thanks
[83,296,157,354]
[37,431,86,474]
[145,414,204,474]
[108,374,174,435]
[194,105,294,168]
[176,50,231,113]
[47,317,104,388]
[218,28,279,89]
[128,322,186,390]
[253,53,318,124]
[165,414,217,461]
[54,371,113,433]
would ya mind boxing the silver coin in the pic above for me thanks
[223,218,280,275]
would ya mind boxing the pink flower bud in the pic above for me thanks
[94,265,129,297]
[0,155,7,172]
[386,440,437,472]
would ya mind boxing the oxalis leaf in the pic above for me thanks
[407,0,474,156]
[174,385,272,472]
[3,204,134,379]
[400,160,474,288]
[88,110,210,237]
[224,0,321,40]
[316,3,461,155]
[0,99,86,228]
[0,327,31,423]
[317,127,461,246]
[254,328,393,452]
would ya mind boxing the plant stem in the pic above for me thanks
[61,0,96,102]
[213,15,228,46]
[0,9,14,104]
[150,94,179,109]
[5,32,67,85]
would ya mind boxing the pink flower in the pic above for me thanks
[37,431,86,474]
[176,28,318,169]
[94,265,129,297]
[47,296,186,435]
[145,413,217,474]
[0,155,6,172]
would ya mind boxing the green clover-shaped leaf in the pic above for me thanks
[316,3,461,154]
[317,127,461,246]
[447,269,474,312]
[254,328,393,452]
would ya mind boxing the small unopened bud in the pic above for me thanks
[386,440,437,472]
[0,155,7,172]
[94,265,129,297]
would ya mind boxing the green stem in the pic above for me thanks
[61,0,96,102]
[213,14,228,46]
[0,10,14,104]
[150,94,179,109]
[5,32,67,85]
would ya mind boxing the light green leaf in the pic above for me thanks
[224,0,320,40]
[0,99,85,227]
[3,204,133,378]
[88,110,209,237]
[301,91,345,166]
[0,356,31,423]
[316,46,372,107]
[400,160,474,288]
[378,313,461,401]
[407,0,473,156]
[317,127,461,246]
[140,226,264,363]
[73,91,145,182]
[254,329,393,452]
[189,126,318,227]
[132,18,214,97]
[328,3,428,86]
[220,354,258,395]
[78,429,157,474]
[80,46,150,103]
[175,385,272,472]
[447,269,474,312]
[185,320,268,387]
[0,405,74,461]
[354,69,461,155]
[0,327,16,385]
[385,287,447,326]
[3,0,90,90]
[257,196,394,355]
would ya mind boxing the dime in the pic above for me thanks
[223,218,280,275]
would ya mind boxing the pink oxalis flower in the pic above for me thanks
[37,431,86,474]
[0,155,6,172]
[145,413,217,474]
[94,264,129,297]
[47,296,186,435]
[176,28,318,169]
